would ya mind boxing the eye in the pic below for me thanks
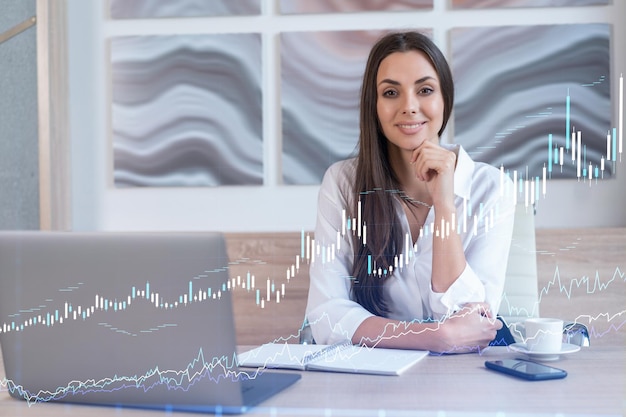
[382,89,397,98]
[418,87,434,95]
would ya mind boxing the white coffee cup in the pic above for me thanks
[524,318,563,353]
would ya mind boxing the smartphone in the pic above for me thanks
[484,359,567,381]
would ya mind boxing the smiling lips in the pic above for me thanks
[396,121,426,134]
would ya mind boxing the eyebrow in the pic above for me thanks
[377,76,436,87]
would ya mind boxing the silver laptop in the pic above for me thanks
[0,231,300,414]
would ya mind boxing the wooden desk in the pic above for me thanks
[2,228,624,415]
[1,345,624,416]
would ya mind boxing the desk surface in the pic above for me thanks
[1,345,624,417]
[2,228,625,416]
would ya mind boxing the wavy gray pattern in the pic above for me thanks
[451,24,611,179]
[110,0,261,19]
[112,34,262,187]
[452,0,608,8]
[281,30,390,185]
[280,0,432,14]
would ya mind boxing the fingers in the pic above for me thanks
[493,317,503,331]
[457,302,502,334]
[436,307,503,353]
[410,140,437,163]
[412,149,451,180]
[475,306,502,346]
[461,302,493,318]
[410,143,456,183]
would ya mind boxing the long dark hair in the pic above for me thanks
[351,31,454,316]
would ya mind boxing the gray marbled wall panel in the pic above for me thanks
[110,0,261,18]
[281,30,385,184]
[452,0,608,7]
[280,0,432,14]
[111,34,263,187]
[451,24,611,179]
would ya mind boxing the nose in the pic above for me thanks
[401,94,418,115]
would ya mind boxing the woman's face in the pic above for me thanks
[375,50,445,155]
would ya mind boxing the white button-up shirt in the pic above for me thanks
[305,145,515,345]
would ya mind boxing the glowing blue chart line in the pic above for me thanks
[1,348,256,406]
[1,75,625,407]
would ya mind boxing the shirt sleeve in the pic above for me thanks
[427,166,516,318]
[305,161,374,344]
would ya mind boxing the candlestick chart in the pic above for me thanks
[1,75,625,407]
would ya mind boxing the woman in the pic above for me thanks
[305,31,515,353]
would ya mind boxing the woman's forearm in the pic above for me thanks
[352,304,501,353]
[430,205,466,293]
[352,316,445,351]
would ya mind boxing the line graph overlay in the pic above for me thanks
[0,229,624,407]
[1,73,625,402]
[535,228,626,346]
[0,347,258,406]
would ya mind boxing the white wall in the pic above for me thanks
[68,0,626,232]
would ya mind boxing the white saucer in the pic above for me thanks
[509,342,581,361]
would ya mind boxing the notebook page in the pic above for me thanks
[305,346,429,375]
[238,343,342,370]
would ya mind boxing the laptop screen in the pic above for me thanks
[0,231,299,413]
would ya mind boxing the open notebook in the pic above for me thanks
[238,341,428,376]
